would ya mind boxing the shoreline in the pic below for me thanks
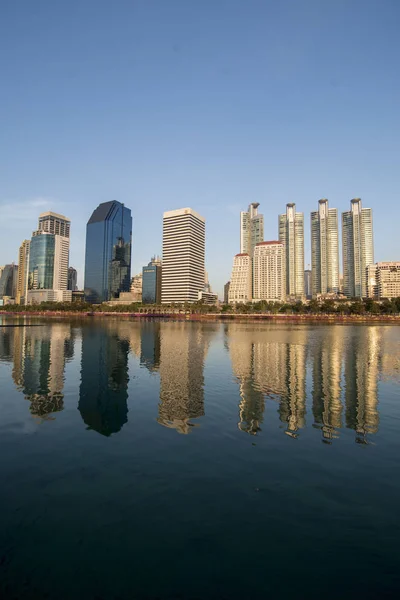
[1,311,400,323]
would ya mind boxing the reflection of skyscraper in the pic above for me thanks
[226,324,307,437]
[158,322,214,434]
[311,328,344,443]
[140,321,161,372]
[344,327,380,443]
[12,323,74,420]
[79,326,129,436]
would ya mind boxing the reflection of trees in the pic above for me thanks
[158,322,216,434]
[79,326,129,436]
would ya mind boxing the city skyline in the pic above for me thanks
[1,2,399,297]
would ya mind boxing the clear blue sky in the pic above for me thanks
[1,0,399,295]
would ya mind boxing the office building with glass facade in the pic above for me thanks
[0,264,19,300]
[342,198,374,298]
[84,201,132,303]
[142,257,162,304]
[28,232,56,290]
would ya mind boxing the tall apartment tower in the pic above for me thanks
[279,203,305,299]
[342,198,374,298]
[240,203,264,255]
[253,241,285,302]
[84,201,132,303]
[16,240,31,304]
[161,208,205,304]
[311,199,339,297]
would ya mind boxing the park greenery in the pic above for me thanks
[1,297,400,315]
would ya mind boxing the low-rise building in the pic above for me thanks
[27,290,72,304]
[367,262,400,299]
[198,290,218,305]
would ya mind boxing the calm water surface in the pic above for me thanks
[0,317,400,599]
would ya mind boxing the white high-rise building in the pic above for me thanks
[16,239,31,304]
[311,199,339,297]
[161,208,205,304]
[342,198,374,298]
[253,241,285,302]
[240,203,264,255]
[228,253,252,304]
[279,203,304,299]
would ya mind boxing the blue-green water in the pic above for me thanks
[0,318,400,599]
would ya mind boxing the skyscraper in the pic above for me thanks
[84,201,132,303]
[27,211,71,303]
[240,202,264,255]
[142,257,162,304]
[68,267,78,291]
[342,198,374,298]
[279,203,304,299]
[16,240,30,304]
[253,241,285,302]
[311,199,339,297]
[0,264,18,300]
[161,208,205,304]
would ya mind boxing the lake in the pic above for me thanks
[0,318,399,599]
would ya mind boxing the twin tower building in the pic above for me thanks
[229,198,374,303]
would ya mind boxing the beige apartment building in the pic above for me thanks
[367,262,400,299]
[253,241,285,302]
[228,253,252,304]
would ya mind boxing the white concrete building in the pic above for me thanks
[367,262,400,299]
[228,254,252,304]
[279,203,304,299]
[253,241,285,302]
[342,198,374,298]
[161,208,205,304]
[311,199,339,297]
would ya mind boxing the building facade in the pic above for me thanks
[228,254,252,304]
[304,269,312,299]
[68,267,78,291]
[161,208,205,304]
[84,201,132,303]
[240,203,264,255]
[253,241,285,302]
[27,212,71,304]
[367,262,400,299]
[311,199,339,297]
[130,273,143,302]
[279,203,304,299]
[142,257,162,304]
[342,198,374,298]
[16,240,31,304]
[224,281,230,304]
[0,264,18,300]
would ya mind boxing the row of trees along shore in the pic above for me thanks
[1,297,400,315]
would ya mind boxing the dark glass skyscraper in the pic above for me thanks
[84,201,132,303]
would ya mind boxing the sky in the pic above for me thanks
[1,0,399,296]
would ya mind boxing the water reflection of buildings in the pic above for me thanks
[311,328,344,443]
[344,327,380,444]
[158,322,215,434]
[11,323,74,420]
[226,325,307,436]
[78,325,129,436]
